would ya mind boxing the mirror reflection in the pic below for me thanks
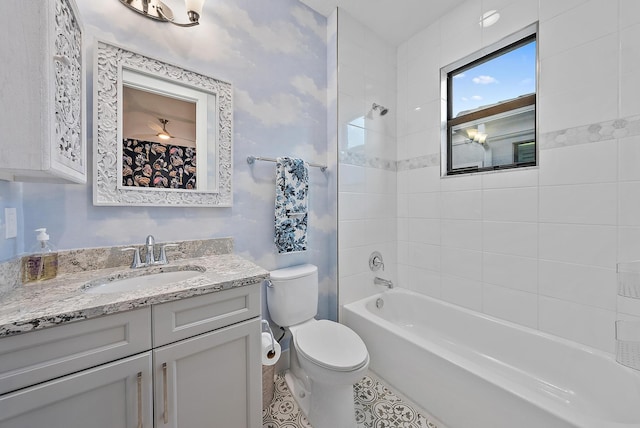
[93,40,232,207]
[122,86,198,189]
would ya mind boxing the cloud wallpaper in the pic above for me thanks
[0,0,336,320]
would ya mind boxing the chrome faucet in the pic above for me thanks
[121,235,178,268]
[374,276,394,289]
[145,235,156,265]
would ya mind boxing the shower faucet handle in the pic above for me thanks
[369,251,385,271]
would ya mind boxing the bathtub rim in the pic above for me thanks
[343,287,640,428]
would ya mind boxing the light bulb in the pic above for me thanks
[185,0,204,16]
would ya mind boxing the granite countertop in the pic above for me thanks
[0,241,269,338]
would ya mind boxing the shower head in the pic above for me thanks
[372,103,389,116]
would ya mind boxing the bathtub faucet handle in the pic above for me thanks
[369,251,385,271]
[373,256,384,270]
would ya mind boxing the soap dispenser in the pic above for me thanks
[22,228,59,282]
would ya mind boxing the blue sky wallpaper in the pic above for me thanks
[1,0,335,319]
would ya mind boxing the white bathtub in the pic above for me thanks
[342,288,640,428]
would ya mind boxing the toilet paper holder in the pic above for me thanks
[261,320,277,358]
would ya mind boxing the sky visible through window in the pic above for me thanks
[452,40,536,117]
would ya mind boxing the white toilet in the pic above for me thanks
[267,264,369,428]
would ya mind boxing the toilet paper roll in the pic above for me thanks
[261,332,281,366]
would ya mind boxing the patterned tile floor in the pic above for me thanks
[263,372,440,428]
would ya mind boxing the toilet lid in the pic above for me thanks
[294,320,368,372]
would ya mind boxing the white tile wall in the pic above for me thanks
[482,187,538,222]
[539,183,617,225]
[538,296,616,351]
[538,223,617,267]
[538,141,618,185]
[538,0,588,22]
[441,219,482,251]
[620,0,640,29]
[391,0,640,354]
[619,181,640,226]
[482,283,538,328]
[338,0,640,355]
[538,0,617,60]
[619,227,640,261]
[441,247,483,281]
[338,9,398,309]
[538,34,619,132]
[619,135,640,181]
[482,167,538,189]
[441,274,483,310]
[483,221,538,258]
[407,191,441,218]
[441,191,483,220]
[483,252,538,293]
[538,260,616,310]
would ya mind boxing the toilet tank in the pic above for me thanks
[267,264,318,327]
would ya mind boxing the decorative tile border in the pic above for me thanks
[539,115,640,150]
[339,150,397,171]
[397,153,440,171]
[263,373,439,428]
[343,115,640,173]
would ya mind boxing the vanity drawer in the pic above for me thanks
[0,307,151,395]
[152,282,261,347]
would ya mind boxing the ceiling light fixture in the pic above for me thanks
[119,0,205,27]
[157,118,172,140]
[479,10,500,28]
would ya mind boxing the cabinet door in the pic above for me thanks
[154,318,261,428]
[0,0,85,183]
[0,352,152,428]
[50,0,86,180]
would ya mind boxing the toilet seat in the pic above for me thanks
[294,320,368,372]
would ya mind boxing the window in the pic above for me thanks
[442,24,537,176]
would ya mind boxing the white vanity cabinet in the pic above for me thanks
[153,319,261,427]
[0,353,153,428]
[0,0,86,183]
[0,283,262,428]
[0,308,153,428]
[151,283,263,428]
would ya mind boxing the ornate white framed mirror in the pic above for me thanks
[93,40,232,207]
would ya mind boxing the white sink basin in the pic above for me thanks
[83,266,205,294]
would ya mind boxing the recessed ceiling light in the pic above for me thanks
[480,10,500,28]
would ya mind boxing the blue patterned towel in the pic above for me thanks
[275,157,309,253]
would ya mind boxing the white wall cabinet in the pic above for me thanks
[0,0,86,183]
[0,283,262,427]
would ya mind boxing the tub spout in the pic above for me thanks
[374,276,394,289]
